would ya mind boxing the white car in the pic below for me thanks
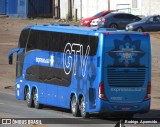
[90,18,100,26]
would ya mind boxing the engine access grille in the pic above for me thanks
[107,68,146,87]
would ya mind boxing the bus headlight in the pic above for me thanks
[17,84,20,88]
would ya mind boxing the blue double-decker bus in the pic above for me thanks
[8,24,151,118]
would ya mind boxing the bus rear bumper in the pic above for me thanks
[91,100,150,114]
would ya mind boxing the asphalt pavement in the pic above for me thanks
[0,91,159,127]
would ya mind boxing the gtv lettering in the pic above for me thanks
[63,43,90,77]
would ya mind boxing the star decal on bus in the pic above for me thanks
[109,35,145,67]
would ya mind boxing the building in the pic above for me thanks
[53,0,160,20]
[53,0,141,20]
[141,0,160,16]
[1,0,160,19]
[0,0,7,15]
[0,0,52,18]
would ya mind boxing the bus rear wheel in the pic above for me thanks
[25,87,34,108]
[71,95,80,117]
[79,97,89,118]
[33,88,43,109]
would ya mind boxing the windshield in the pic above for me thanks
[140,16,151,22]
[93,11,103,17]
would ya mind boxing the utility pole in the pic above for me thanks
[80,0,82,19]
[108,0,110,10]
[68,0,72,20]
[52,0,55,18]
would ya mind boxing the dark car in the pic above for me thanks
[126,15,160,32]
[81,10,114,27]
[98,12,141,29]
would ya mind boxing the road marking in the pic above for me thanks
[0,91,90,120]
[0,91,15,96]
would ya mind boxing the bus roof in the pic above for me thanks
[23,24,147,36]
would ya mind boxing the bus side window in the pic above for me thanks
[59,33,69,52]
[19,29,29,48]
[50,32,60,52]
[70,33,79,45]
[79,35,90,55]
[89,36,98,56]
[26,30,39,52]
[16,52,25,78]
[16,29,29,78]
[38,31,50,51]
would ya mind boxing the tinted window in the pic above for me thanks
[125,14,136,19]
[157,16,160,21]
[26,65,72,87]
[49,32,98,56]
[50,32,69,52]
[26,30,39,51]
[38,31,50,50]
[114,14,125,19]
[154,16,160,23]
[148,17,154,23]
[26,30,99,56]
[103,13,114,18]
[26,30,50,52]
[93,11,103,17]
[19,29,29,48]
[16,52,24,78]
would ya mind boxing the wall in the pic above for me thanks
[60,0,144,20]
[17,0,27,18]
[110,0,131,12]
[60,0,68,19]
[7,0,18,17]
[74,0,108,19]
[28,0,52,18]
[0,0,6,14]
[141,0,160,16]
[130,0,141,15]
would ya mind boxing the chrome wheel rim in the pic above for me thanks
[71,97,76,113]
[33,90,38,106]
[81,99,85,115]
[26,92,30,103]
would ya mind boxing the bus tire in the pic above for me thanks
[25,87,34,108]
[71,95,80,117]
[80,97,90,118]
[33,88,43,109]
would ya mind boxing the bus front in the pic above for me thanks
[99,32,151,116]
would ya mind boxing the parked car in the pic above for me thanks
[98,12,141,29]
[81,10,114,27]
[126,15,160,32]
[90,18,100,26]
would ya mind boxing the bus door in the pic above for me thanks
[103,33,151,107]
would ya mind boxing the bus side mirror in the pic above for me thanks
[9,55,13,64]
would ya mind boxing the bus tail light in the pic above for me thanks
[144,82,151,100]
[143,32,148,36]
[98,82,107,100]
